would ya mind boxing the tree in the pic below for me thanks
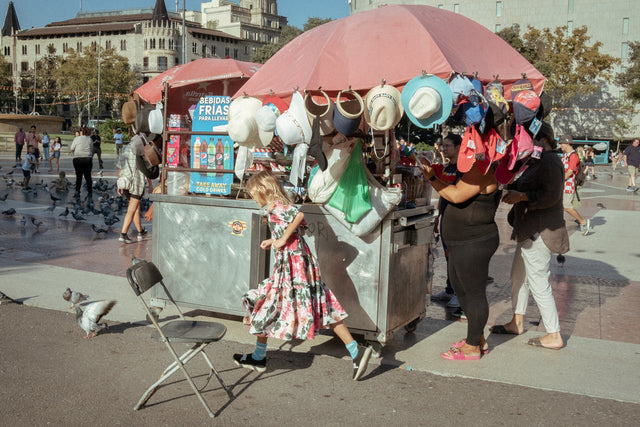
[54,45,138,126]
[616,41,640,102]
[0,54,14,112]
[252,17,331,64]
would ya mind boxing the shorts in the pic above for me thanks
[53,151,60,159]
[34,148,40,159]
[628,165,638,177]
[22,168,31,178]
[563,192,575,209]
[122,189,143,200]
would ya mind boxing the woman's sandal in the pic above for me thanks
[451,339,489,355]
[440,347,481,360]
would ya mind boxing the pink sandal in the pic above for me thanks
[451,339,489,355]
[440,347,481,361]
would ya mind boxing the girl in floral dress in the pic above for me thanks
[235,170,372,380]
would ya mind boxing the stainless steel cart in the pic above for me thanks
[150,194,435,344]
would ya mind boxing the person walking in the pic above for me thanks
[42,131,51,171]
[91,129,104,171]
[116,132,149,244]
[25,125,42,173]
[50,136,62,173]
[491,122,568,349]
[558,135,590,235]
[21,145,36,190]
[70,127,94,202]
[235,170,373,380]
[623,138,640,191]
[14,127,26,166]
[113,127,125,164]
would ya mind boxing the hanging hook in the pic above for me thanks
[243,91,248,97]
[521,73,527,79]
[421,70,428,78]
[492,74,499,82]
[269,89,274,96]
[318,86,322,91]
[293,86,299,93]
[473,71,478,78]
[348,85,352,91]
[381,78,386,87]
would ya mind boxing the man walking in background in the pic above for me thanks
[623,138,640,191]
[14,127,25,166]
[25,125,42,173]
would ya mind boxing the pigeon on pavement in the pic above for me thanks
[62,287,89,309]
[58,207,69,217]
[2,208,16,216]
[91,224,109,234]
[76,300,116,338]
[31,217,44,228]
[0,193,8,201]
[72,212,86,221]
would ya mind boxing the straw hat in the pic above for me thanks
[364,84,404,131]
[275,91,312,145]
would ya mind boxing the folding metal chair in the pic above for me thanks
[126,260,230,418]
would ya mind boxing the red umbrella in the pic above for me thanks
[236,5,544,101]
[136,58,261,115]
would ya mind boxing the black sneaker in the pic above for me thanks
[352,344,373,381]
[119,233,133,244]
[137,228,148,242]
[233,353,266,373]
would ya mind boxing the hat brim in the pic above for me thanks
[402,75,453,129]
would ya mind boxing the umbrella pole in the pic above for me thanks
[222,80,230,97]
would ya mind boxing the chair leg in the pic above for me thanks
[200,350,231,394]
[134,343,217,418]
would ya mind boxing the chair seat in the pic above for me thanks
[151,320,227,343]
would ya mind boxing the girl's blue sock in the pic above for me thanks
[346,340,358,359]
[252,340,267,361]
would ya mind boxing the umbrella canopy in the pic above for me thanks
[236,5,544,101]
[136,58,261,115]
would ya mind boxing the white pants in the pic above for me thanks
[511,236,561,333]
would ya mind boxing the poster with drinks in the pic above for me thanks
[189,96,234,195]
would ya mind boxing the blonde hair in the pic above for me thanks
[245,170,293,205]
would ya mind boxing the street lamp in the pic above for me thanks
[32,55,37,114]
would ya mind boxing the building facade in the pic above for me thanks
[0,0,286,119]
[348,0,640,139]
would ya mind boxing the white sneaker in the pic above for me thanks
[447,295,460,308]
[580,218,591,236]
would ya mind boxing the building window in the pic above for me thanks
[496,1,502,17]
[35,44,40,55]
[438,4,444,8]
[143,57,149,70]
[244,45,248,54]
[567,21,573,33]
[144,40,147,50]
[158,56,168,70]
[225,47,230,58]
[21,61,28,72]
[169,39,174,50]
[454,4,460,13]
[621,42,628,60]
[192,42,197,54]
[202,44,206,57]
[22,45,27,55]
[77,42,82,52]
[623,18,629,35]
[568,0,574,13]
[495,24,501,32]
[175,57,179,66]
[233,48,238,59]
[150,39,156,49]
[63,42,68,53]
[3,46,9,55]
[213,45,216,56]
[160,39,165,49]
[105,40,111,49]
[47,43,55,54]
[120,40,127,50]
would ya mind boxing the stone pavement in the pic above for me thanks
[1,155,639,405]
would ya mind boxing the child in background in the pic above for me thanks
[21,145,36,190]
[50,136,62,173]
[236,170,373,380]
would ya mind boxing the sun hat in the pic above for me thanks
[512,89,541,125]
[401,74,453,129]
[333,89,364,137]
[227,95,264,147]
[449,74,475,106]
[255,94,288,147]
[275,91,312,146]
[305,90,335,135]
[364,84,404,131]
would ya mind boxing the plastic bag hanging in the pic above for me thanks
[327,140,372,223]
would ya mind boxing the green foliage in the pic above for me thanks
[98,119,129,143]
[616,41,640,102]
[0,55,14,112]
[303,17,332,32]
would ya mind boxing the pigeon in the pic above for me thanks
[58,207,69,218]
[596,203,607,209]
[72,212,86,221]
[0,193,8,201]
[91,224,108,234]
[50,193,61,202]
[45,204,56,213]
[20,216,27,228]
[0,290,21,305]
[6,169,14,175]
[2,208,16,216]
[104,215,120,226]
[31,217,44,228]
[76,300,116,338]
[63,287,89,309]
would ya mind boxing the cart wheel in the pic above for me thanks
[404,318,421,333]
[365,341,383,358]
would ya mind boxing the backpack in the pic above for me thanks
[574,155,587,187]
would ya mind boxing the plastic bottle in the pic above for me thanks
[200,139,208,176]
[193,137,201,169]
[215,138,224,177]
[223,138,232,172]
[207,139,216,177]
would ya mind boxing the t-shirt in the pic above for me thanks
[561,151,579,194]
[22,153,35,171]
[14,131,25,144]
[114,132,124,145]
[91,134,101,148]
[53,141,61,152]
[25,132,41,148]
[623,144,640,167]
[42,134,50,147]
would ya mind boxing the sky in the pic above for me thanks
[5,0,350,30]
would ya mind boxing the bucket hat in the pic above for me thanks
[227,95,263,147]
[364,84,404,131]
[401,74,453,129]
[275,91,312,145]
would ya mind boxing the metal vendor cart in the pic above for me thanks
[149,192,435,345]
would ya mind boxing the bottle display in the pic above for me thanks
[200,139,208,176]
[207,138,216,177]
[215,138,224,177]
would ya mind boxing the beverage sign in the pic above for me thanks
[190,96,234,195]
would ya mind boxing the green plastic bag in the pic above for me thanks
[328,140,371,223]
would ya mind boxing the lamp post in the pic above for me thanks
[97,31,101,122]
[182,0,186,64]
[32,54,37,114]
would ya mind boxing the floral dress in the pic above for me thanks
[242,200,348,340]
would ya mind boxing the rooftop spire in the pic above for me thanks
[2,1,20,37]
[151,0,169,25]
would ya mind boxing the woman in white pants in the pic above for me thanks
[491,122,569,349]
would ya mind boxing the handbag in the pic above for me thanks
[135,135,160,180]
